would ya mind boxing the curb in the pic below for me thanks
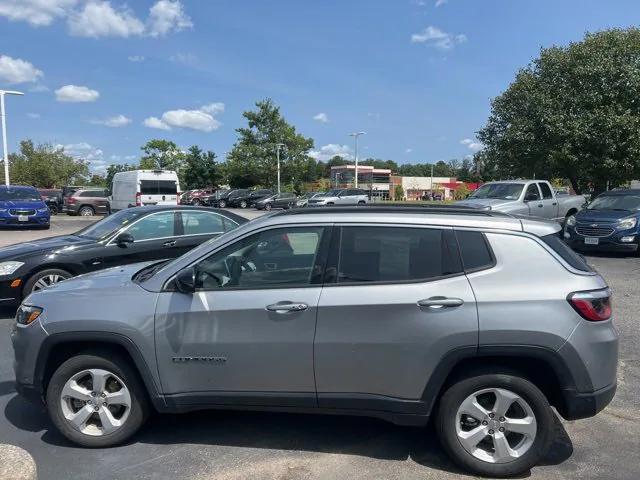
[0,444,37,480]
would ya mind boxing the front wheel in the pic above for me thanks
[264,203,272,211]
[218,200,226,208]
[24,268,72,295]
[79,206,94,216]
[436,372,554,477]
[46,352,149,447]
[239,200,248,209]
[191,199,201,206]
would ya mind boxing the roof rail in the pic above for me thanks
[275,204,509,217]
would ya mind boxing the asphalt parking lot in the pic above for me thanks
[0,214,638,479]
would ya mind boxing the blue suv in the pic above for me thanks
[0,185,50,229]
[564,189,640,253]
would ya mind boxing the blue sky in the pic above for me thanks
[1,0,639,173]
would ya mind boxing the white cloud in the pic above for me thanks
[143,116,171,130]
[110,154,137,162]
[68,1,144,37]
[309,144,353,162]
[55,84,100,102]
[145,103,225,132]
[0,55,43,84]
[57,142,103,163]
[405,148,413,154]
[27,113,41,119]
[461,138,483,152]
[128,55,145,62]
[148,0,192,37]
[313,112,329,123]
[0,0,76,27]
[91,114,131,127]
[411,26,467,49]
[435,0,448,6]
[169,52,199,67]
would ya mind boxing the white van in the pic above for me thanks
[110,170,180,211]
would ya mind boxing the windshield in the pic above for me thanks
[588,194,640,211]
[326,189,343,196]
[0,187,42,201]
[469,183,524,200]
[76,209,142,240]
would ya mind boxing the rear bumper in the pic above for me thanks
[560,382,617,420]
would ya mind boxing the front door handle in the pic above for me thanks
[417,297,464,309]
[163,240,177,247]
[266,302,308,313]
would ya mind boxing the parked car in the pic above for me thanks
[38,188,63,215]
[11,205,617,477]
[180,189,213,206]
[294,192,325,208]
[209,189,248,208]
[564,188,640,253]
[61,186,89,200]
[63,188,110,216]
[0,185,50,229]
[457,180,586,223]
[227,189,273,208]
[110,170,180,211]
[202,189,230,207]
[0,206,246,306]
[306,188,369,206]
[255,192,297,210]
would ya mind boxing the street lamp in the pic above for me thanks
[1,90,24,186]
[275,143,285,194]
[348,131,366,188]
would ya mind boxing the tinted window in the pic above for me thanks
[281,192,295,199]
[78,190,106,198]
[77,209,141,240]
[539,183,553,199]
[194,227,325,289]
[181,211,225,235]
[337,227,461,283]
[455,230,495,272]
[140,180,177,195]
[541,234,592,272]
[126,212,176,241]
[525,184,541,201]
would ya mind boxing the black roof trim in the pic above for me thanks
[598,189,640,196]
[275,204,511,218]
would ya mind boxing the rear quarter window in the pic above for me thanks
[541,234,592,272]
[455,230,495,272]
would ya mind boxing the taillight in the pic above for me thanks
[568,288,612,321]
[67,196,76,204]
[135,192,142,207]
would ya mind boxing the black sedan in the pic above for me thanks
[0,206,247,306]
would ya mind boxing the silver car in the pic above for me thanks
[11,206,617,477]
[307,188,369,206]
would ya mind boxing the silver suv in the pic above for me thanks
[11,206,617,477]
[307,188,369,206]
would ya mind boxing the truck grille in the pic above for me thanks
[575,225,615,237]
[9,209,36,216]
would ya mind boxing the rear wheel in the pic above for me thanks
[264,203,272,211]
[49,205,58,215]
[239,200,248,209]
[358,200,366,205]
[46,353,149,447]
[24,268,72,295]
[79,206,94,216]
[191,199,201,206]
[218,200,227,208]
[436,373,554,477]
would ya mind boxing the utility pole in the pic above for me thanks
[0,90,24,186]
[348,132,366,188]
[430,163,434,200]
[275,143,285,194]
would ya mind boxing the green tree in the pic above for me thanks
[140,139,185,171]
[478,28,640,195]
[2,140,88,187]
[225,99,315,188]
[394,184,405,201]
[182,146,222,190]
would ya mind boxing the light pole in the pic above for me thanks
[430,163,434,200]
[349,131,366,188]
[1,90,24,186]
[275,143,285,194]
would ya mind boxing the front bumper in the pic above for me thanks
[565,225,639,252]
[0,214,50,227]
[11,318,49,404]
[0,278,22,306]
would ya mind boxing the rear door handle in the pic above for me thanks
[163,240,177,247]
[266,302,308,313]
[417,297,464,309]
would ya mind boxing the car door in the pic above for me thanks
[154,225,332,406]
[537,182,557,220]
[276,193,295,208]
[102,210,182,268]
[88,190,110,214]
[314,225,477,411]
[174,210,233,256]
[523,183,543,216]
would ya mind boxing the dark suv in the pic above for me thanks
[63,189,110,216]
[227,189,273,208]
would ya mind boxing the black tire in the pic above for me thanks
[358,200,366,205]
[239,200,248,209]
[191,199,201,206]
[436,372,554,477]
[218,200,227,208]
[78,206,95,217]
[49,206,58,215]
[46,352,149,448]
[264,203,272,211]
[23,268,72,296]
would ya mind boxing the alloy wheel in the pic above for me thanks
[455,387,537,464]
[79,207,94,216]
[31,273,69,292]
[59,369,132,437]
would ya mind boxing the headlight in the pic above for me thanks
[0,208,7,213]
[16,305,43,326]
[0,261,24,276]
[37,207,49,213]
[618,217,637,229]
[566,215,576,227]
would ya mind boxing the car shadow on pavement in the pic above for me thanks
[4,395,574,478]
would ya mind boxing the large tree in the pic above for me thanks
[140,139,185,171]
[478,28,640,194]
[2,140,88,187]
[225,99,315,188]
[182,146,222,190]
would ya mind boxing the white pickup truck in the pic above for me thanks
[456,180,586,223]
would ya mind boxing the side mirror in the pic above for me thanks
[116,232,134,247]
[175,267,196,293]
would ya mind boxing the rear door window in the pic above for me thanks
[336,226,462,284]
[140,180,178,195]
[126,212,176,241]
[181,211,225,235]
